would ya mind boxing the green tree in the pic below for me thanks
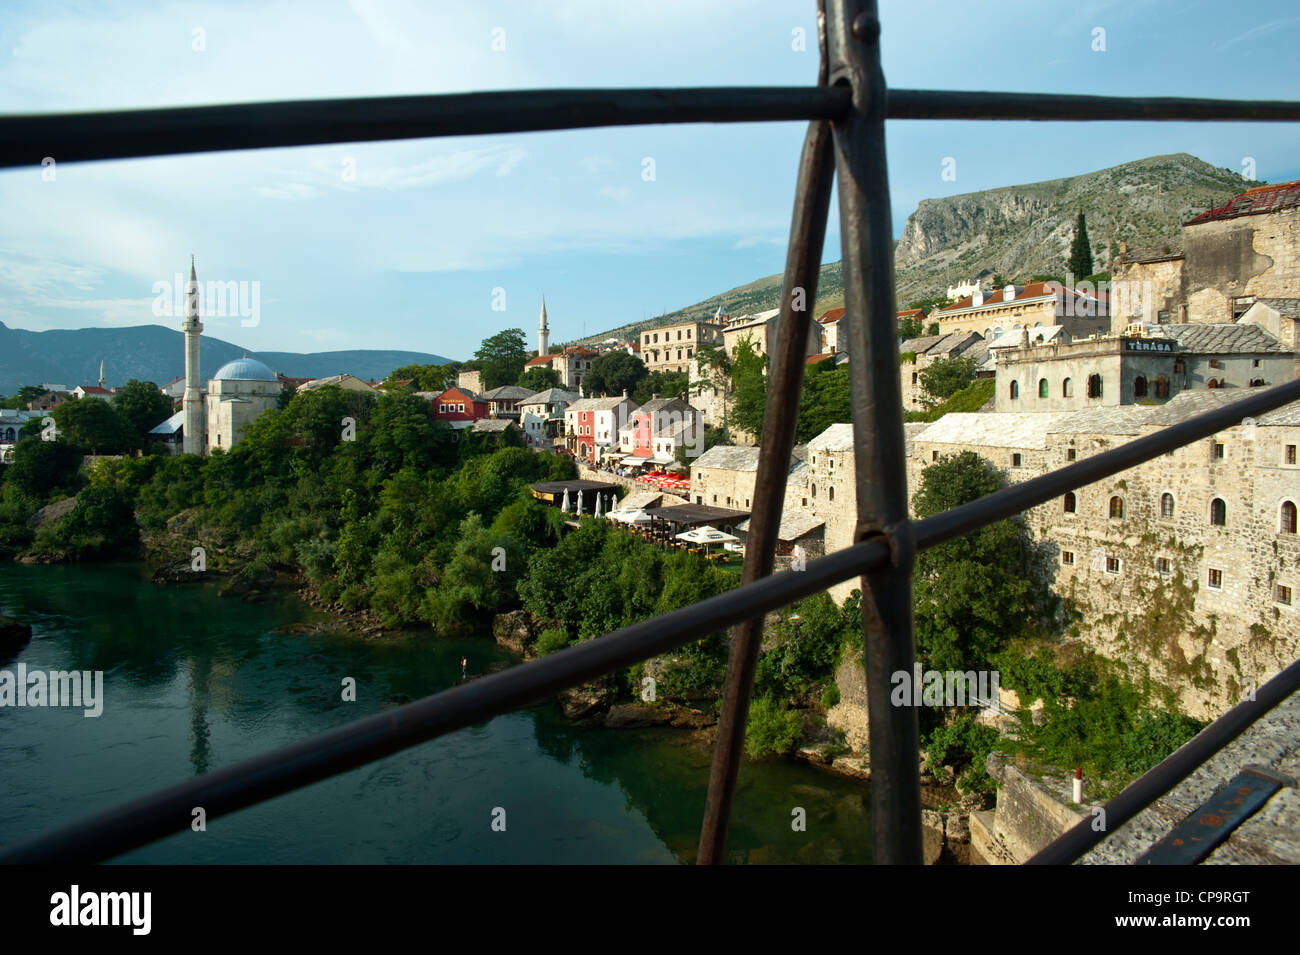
[797,359,850,442]
[112,379,174,445]
[918,356,977,408]
[727,337,767,435]
[898,314,925,339]
[517,365,561,392]
[6,438,83,499]
[474,329,530,390]
[50,398,131,453]
[14,385,46,407]
[585,351,647,397]
[911,452,1054,674]
[1068,211,1093,280]
[632,370,688,405]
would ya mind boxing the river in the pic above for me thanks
[0,562,872,864]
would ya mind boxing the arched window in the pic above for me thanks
[1109,496,1124,519]
[828,486,835,502]
[1160,493,1175,519]
[1133,375,1147,399]
[1038,378,1049,398]
[994,328,1003,339]
[811,483,817,498]
[1207,378,1221,389]
[1280,501,1296,535]
[1010,381,1019,400]
[983,328,992,338]
[1064,492,1076,513]
[1153,377,1169,399]
[911,372,918,385]
[1210,498,1226,526]
[1087,374,1103,398]
[1250,378,1266,387]
[1062,378,1073,397]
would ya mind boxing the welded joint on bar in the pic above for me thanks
[854,519,915,572]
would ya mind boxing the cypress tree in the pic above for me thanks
[1068,211,1094,280]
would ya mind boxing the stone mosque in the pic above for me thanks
[179,257,280,455]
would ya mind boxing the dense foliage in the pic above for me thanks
[584,351,647,397]
[918,356,977,407]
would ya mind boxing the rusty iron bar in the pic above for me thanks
[886,89,1300,122]
[0,87,851,168]
[6,88,1300,172]
[3,377,1299,864]
[1028,657,1300,865]
[829,0,922,864]
[696,0,835,867]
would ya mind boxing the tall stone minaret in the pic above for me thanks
[538,297,549,357]
[182,255,205,455]
[97,360,106,390]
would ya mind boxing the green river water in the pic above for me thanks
[0,562,873,864]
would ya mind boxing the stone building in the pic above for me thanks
[521,345,598,391]
[688,444,807,511]
[993,322,1295,412]
[1110,180,1300,328]
[906,393,1300,719]
[518,387,579,450]
[721,308,820,364]
[899,331,986,412]
[933,281,1111,342]
[205,357,281,453]
[641,320,725,374]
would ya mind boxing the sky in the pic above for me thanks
[1,0,1299,363]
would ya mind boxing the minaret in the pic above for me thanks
[97,360,106,390]
[182,256,205,455]
[538,297,549,357]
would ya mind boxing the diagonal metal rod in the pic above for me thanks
[1,378,1297,865]
[830,0,921,864]
[696,0,835,866]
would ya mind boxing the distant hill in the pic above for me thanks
[574,153,1250,346]
[0,322,454,395]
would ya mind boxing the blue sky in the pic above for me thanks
[1,0,1298,362]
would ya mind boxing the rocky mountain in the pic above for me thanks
[576,153,1250,346]
[0,322,452,395]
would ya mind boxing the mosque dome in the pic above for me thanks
[212,357,277,381]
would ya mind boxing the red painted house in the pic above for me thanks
[429,386,486,429]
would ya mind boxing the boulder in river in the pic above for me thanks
[0,615,33,657]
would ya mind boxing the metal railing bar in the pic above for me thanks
[0,87,851,168]
[831,0,922,865]
[697,119,836,864]
[4,88,1299,171]
[886,89,1300,123]
[4,380,1298,863]
[1027,657,1300,865]
[914,377,1300,555]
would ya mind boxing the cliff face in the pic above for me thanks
[577,153,1253,346]
[893,153,1249,299]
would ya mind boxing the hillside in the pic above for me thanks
[0,322,453,395]
[576,153,1250,346]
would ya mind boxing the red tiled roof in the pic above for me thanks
[78,386,111,395]
[817,307,846,324]
[805,352,838,365]
[896,308,925,320]
[1187,180,1300,225]
[524,355,555,367]
[937,281,1110,315]
[563,345,597,357]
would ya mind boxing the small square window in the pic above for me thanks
[1213,442,1224,460]
[1062,551,1074,565]
[1155,557,1172,576]
[1105,556,1121,575]
[1208,568,1223,590]
[1012,453,1022,467]
[1277,585,1293,606]
[1067,448,1077,461]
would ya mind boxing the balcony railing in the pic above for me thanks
[2,0,1300,865]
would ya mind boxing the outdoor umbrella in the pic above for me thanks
[561,488,570,512]
[576,490,585,515]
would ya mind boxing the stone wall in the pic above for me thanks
[1184,207,1300,324]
